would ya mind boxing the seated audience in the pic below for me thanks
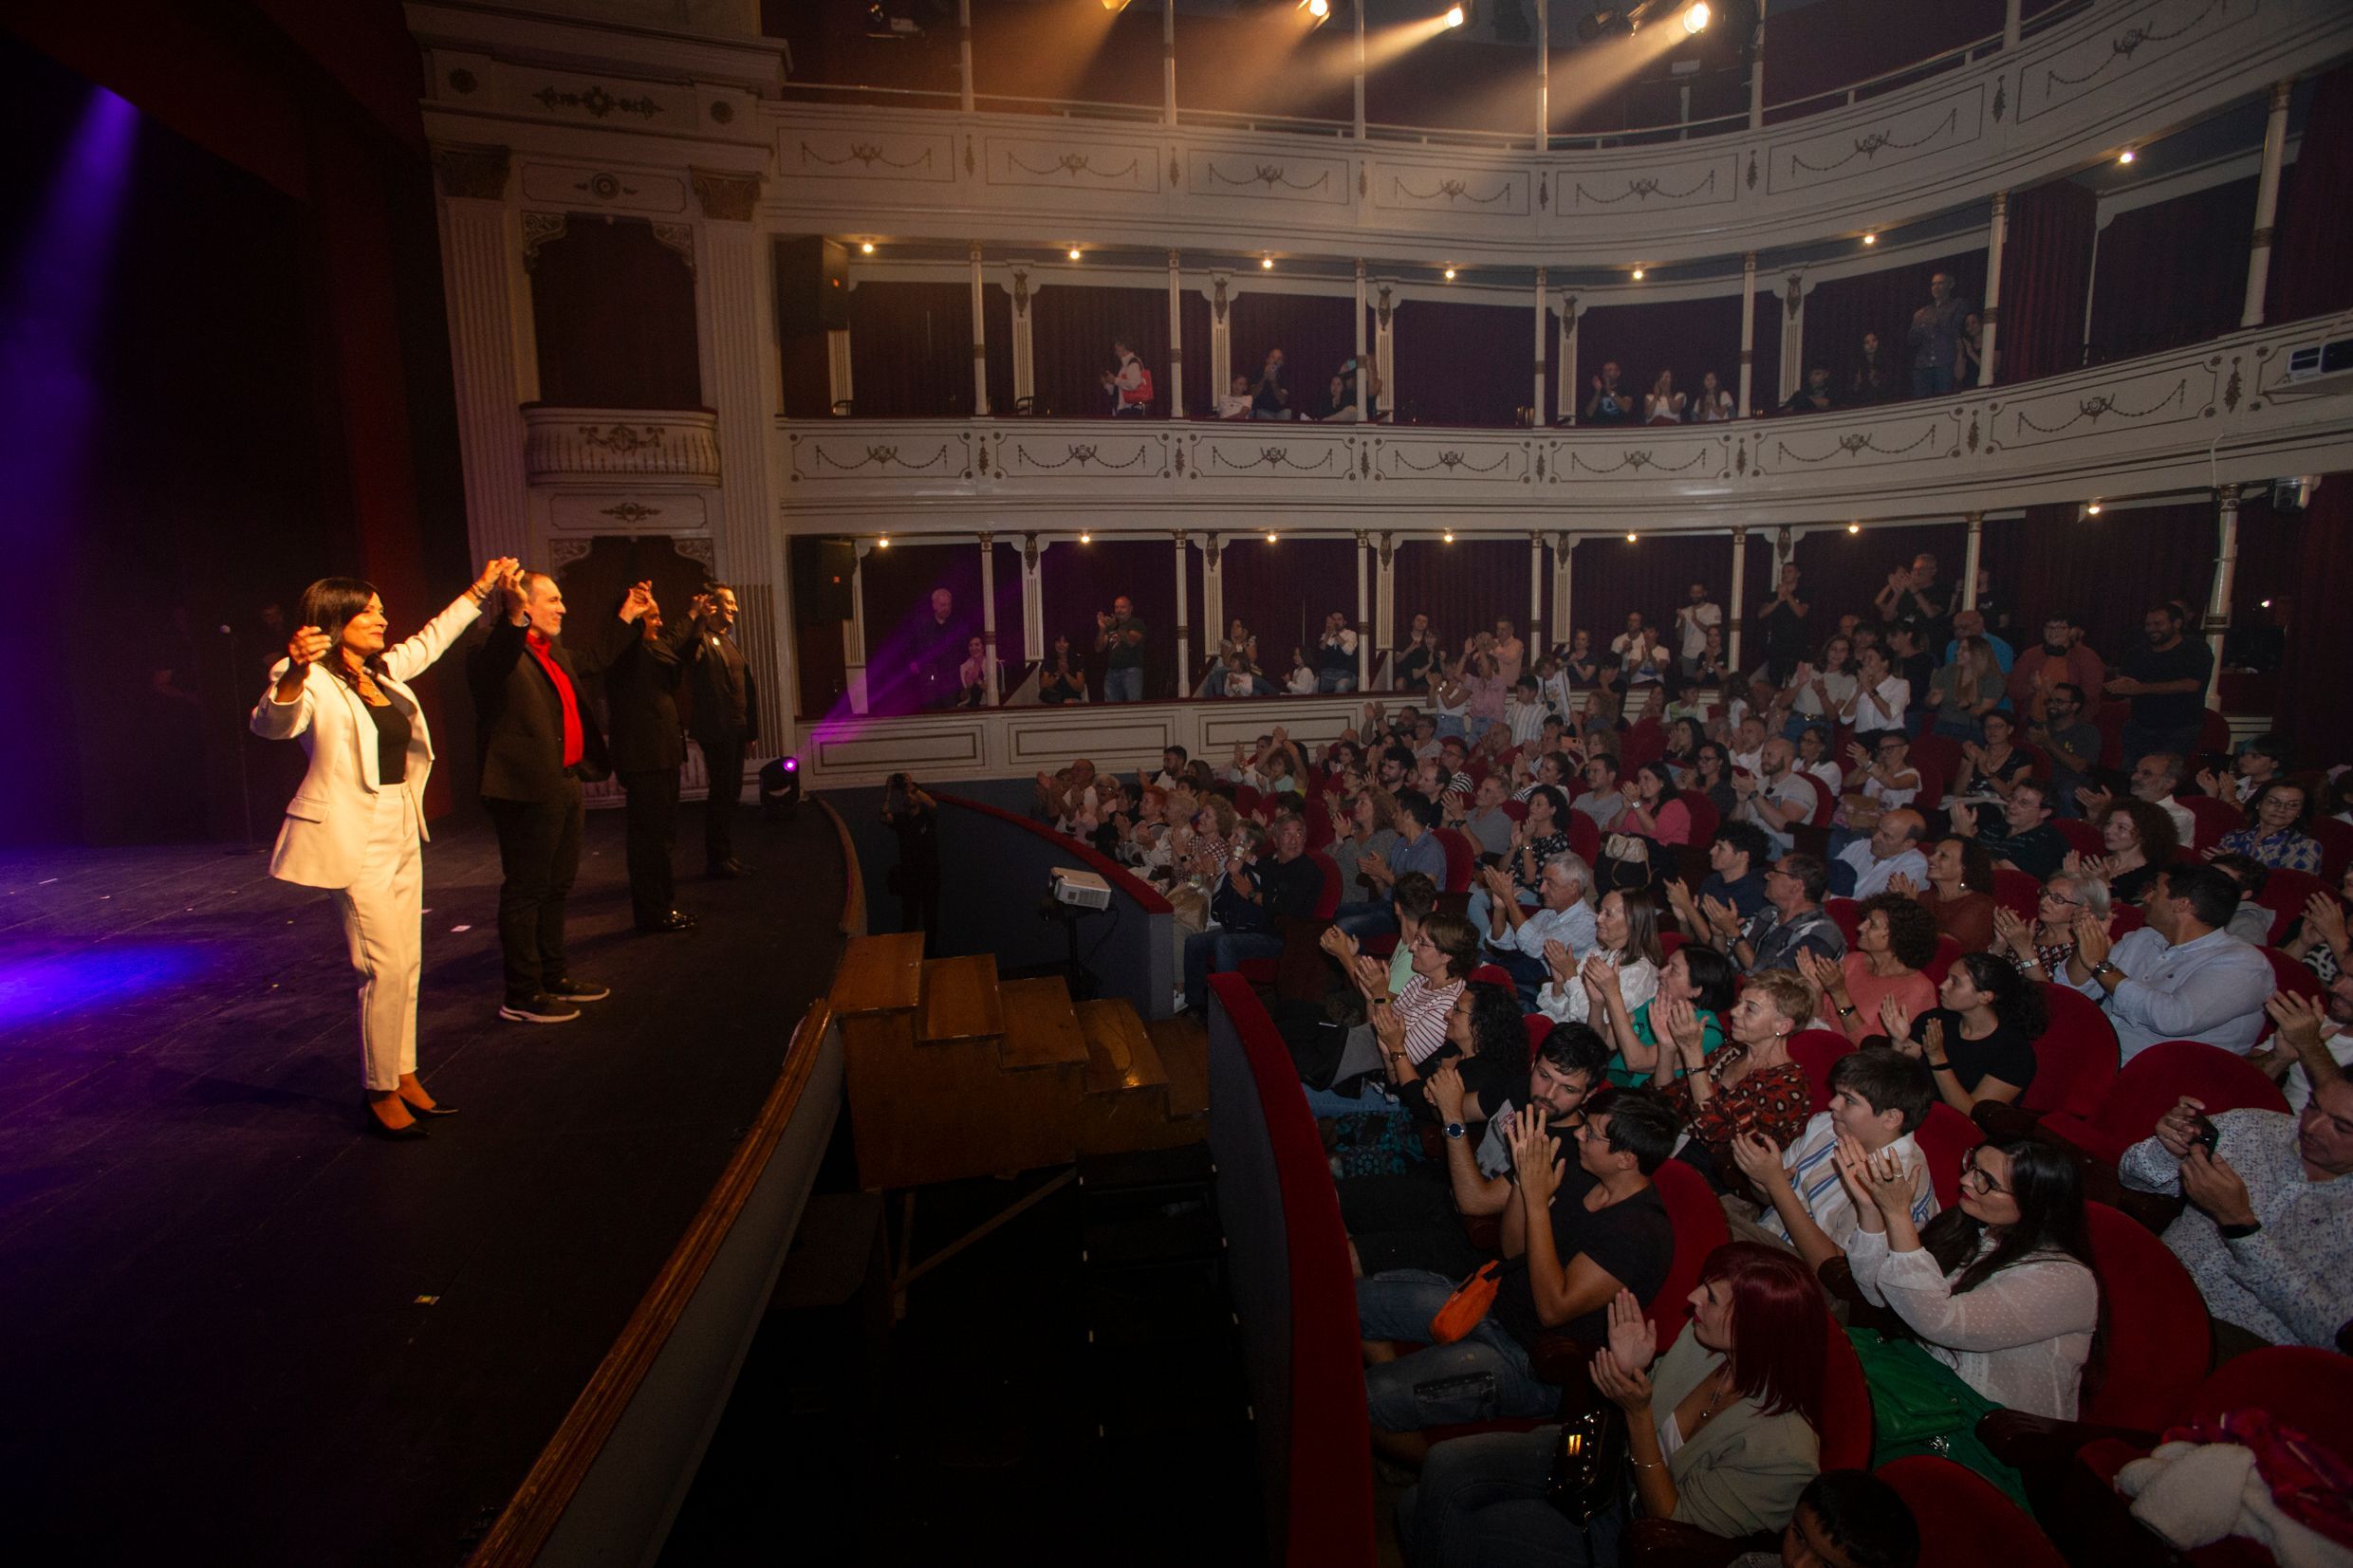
[1785,636,1857,737]
[2009,617,2104,722]
[1584,360,1638,425]
[2079,796,2177,905]
[1729,1047,1939,1271]
[1403,1245,1833,1566]
[1689,742,1739,821]
[1477,851,1601,1000]
[1539,888,1665,1024]
[1722,1470,1921,1568]
[1835,730,1918,839]
[1796,723,1845,799]
[1701,852,1849,976]
[1665,821,1774,937]
[1328,788,1399,903]
[1356,1089,1679,1448]
[2080,751,2196,849]
[1897,834,1996,956]
[1333,790,1447,939]
[1990,871,2109,986]
[1179,810,1324,1013]
[1949,710,2032,802]
[1461,772,1515,858]
[1833,808,1928,900]
[1841,647,1910,735]
[1802,894,1939,1043]
[1389,978,1529,1131]
[1952,778,2068,880]
[2118,1003,2353,1352]
[1842,1135,2099,1421]
[1312,913,1481,1116]
[1925,635,2004,741]
[2208,852,2283,946]
[2283,862,2353,986]
[1660,968,1819,1183]
[1645,368,1688,426]
[2066,863,2273,1060]
[1784,364,1837,414]
[2196,732,2288,805]
[1881,952,2047,1115]
[1587,943,1737,1089]
[1850,330,1898,404]
[2214,778,2323,873]
[1691,368,1737,423]
[1732,736,1820,858]
[1600,761,1693,890]
[1038,635,1084,703]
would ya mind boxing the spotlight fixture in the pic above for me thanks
[1299,0,1330,19]
[1442,529,1455,543]
[1632,267,1645,281]
[1847,523,1861,534]
[760,754,802,821]
[1101,0,1133,11]
[860,240,876,254]
[2261,598,2273,609]
[1625,531,1638,543]
[1080,531,1092,544]
[2086,501,2103,515]
[1261,255,1274,270]
[1068,247,1082,261]
[2118,149,2137,165]
[1681,1,1711,33]
[1862,232,1877,246]
[1443,5,1466,27]
[1443,267,1457,281]
[877,534,891,548]
[1266,530,1278,543]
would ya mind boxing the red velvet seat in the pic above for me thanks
[2037,1040,2289,1168]
[1566,811,1601,867]
[2017,984,2120,1122]
[1658,931,1685,960]
[1908,733,1961,808]
[1623,715,1667,771]
[1681,792,1720,846]
[2180,795,2241,854]
[1881,1456,2069,1568]
[1992,867,2041,923]
[1796,771,1837,828]
[1923,932,1961,988]
[2196,708,2232,762]
[1470,963,1514,990]
[2053,818,2105,858]
[1500,798,1529,822]
[1304,809,1337,851]
[2254,867,2331,946]
[2078,1201,2211,1430]
[1433,827,1476,894]
[1825,896,1862,950]
[1524,1011,1552,1061]
[2307,816,2353,882]
[2093,702,2127,770]
[1788,1028,1857,1115]
[1232,784,1262,817]
[2109,902,2145,935]
[1914,1102,1986,1210]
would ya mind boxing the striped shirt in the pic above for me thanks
[1761,1113,1936,1249]
[1395,972,1466,1065]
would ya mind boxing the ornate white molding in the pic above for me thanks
[524,407,721,483]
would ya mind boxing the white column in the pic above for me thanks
[1166,250,1185,417]
[1779,275,1805,402]
[1558,536,1577,651]
[2207,486,2239,703]
[2003,0,2023,50]
[957,0,975,113]
[1531,268,1547,425]
[1375,533,1396,683]
[1201,535,1223,665]
[1536,0,1550,145]
[1174,529,1191,696]
[1209,275,1232,398]
[1728,526,1749,674]
[826,329,853,412]
[1737,253,1758,416]
[432,146,529,565]
[969,243,991,416]
[1374,285,1395,415]
[1356,533,1372,688]
[1010,267,1035,409]
[846,542,872,716]
[979,532,1001,706]
[1353,1,1367,141]
[1355,260,1370,422]
[1162,0,1177,127]
[1750,0,1768,130]
[1979,192,2008,388]
[1961,513,1984,611]
[1020,535,1047,658]
[695,171,792,751]
[1556,293,1577,425]
[2243,80,2293,329]
[1528,533,1545,639]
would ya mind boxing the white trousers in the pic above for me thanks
[328,787,423,1093]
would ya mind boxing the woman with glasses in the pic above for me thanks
[1658,968,1817,1186]
[1836,1134,2099,1421]
[1991,873,2111,982]
[1538,887,1665,1025]
[1880,952,2047,1116]
[2213,779,2324,874]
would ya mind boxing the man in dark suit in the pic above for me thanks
[470,569,630,1024]
[685,582,757,878]
[602,580,696,934]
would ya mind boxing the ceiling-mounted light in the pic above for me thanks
[1681,1,1711,33]
[877,534,891,548]
[1080,531,1092,544]
[2118,149,2137,165]
[1261,255,1274,270]
[2086,501,2103,515]
[1443,5,1467,27]
[1625,531,1638,543]
[1862,232,1877,246]
[1632,267,1645,281]
[860,240,876,254]
[1847,523,1861,534]
[1265,530,1278,543]
[1442,529,1455,543]
[1443,267,1457,281]
[1067,247,1082,261]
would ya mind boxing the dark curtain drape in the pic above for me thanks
[2270,62,2353,323]
[2270,476,2353,766]
[1179,290,1214,416]
[1042,537,1178,699]
[1975,505,2213,661]
[1789,521,1969,635]
[1231,292,1361,418]
[1801,249,1988,395]
[1030,284,1169,419]
[1393,539,1534,656]
[1762,0,2006,118]
[1209,536,1358,672]
[1997,180,2097,384]
[2088,178,2254,364]
[530,217,701,409]
[1573,295,1749,422]
[1395,299,1534,427]
[847,281,971,419]
[1570,532,1771,646]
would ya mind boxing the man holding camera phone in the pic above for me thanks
[1097,596,1147,703]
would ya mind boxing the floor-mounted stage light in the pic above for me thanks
[1682,2,1712,33]
[761,755,801,821]
[1443,5,1467,28]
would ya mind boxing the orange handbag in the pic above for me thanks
[1428,1260,1504,1344]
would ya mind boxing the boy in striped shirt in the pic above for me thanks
[1726,1046,1940,1270]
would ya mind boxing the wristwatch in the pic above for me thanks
[2216,1220,2263,1241]
[1443,1121,1467,1141]
[2094,960,2123,982]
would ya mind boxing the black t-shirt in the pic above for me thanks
[1492,1166,1674,1352]
[1976,820,2067,880]
[1221,851,1326,932]
[1760,600,1807,666]
[1399,1041,1529,1128]
[2119,636,2214,730]
[1920,1007,2037,1094]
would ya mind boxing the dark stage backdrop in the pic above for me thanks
[1394,299,1533,427]
[846,280,1013,419]
[1230,292,1362,419]
[1570,532,1776,652]
[1392,539,1536,660]
[1802,249,1989,390]
[2089,178,2256,364]
[1572,294,1754,422]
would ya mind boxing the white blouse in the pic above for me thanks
[1847,1229,2099,1421]
[1538,952,1659,1024]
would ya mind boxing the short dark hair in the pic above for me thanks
[1830,1047,1937,1134]
[1396,790,1441,831]
[1677,944,1738,1015]
[1714,821,1772,871]
[1800,1470,1921,1568]
[1393,871,1438,924]
[1537,1021,1613,1082]
[1382,744,1417,773]
[2050,682,2086,706]
[1421,912,1482,980]
[1585,1087,1680,1174]
[1858,892,1940,971]
[2161,863,2243,930]
[1781,852,1831,904]
[2209,850,2270,898]
[1164,745,1188,765]
[2240,732,2288,764]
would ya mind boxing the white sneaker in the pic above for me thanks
[1171,988,1190,1014]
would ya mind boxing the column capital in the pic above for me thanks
[1378,531,1394,569]
[1732,525,1747,542]
[1742,250,1757,271]
[2270,79,2295,112]
[978,530,994,548]
[1022,532,1040,570]
[1964,511,1984,527]
[1173,528,1189,545]
[1533,266,1547,287]
[1990,189,2009,218]
[1355,257,1367,279]
[432,143,511,200]
[971,240,985,263]
[1168,248,1181,268]
[690,169,762,221]
[2216,481,2242,508]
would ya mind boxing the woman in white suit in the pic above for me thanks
[252,559,515,1138]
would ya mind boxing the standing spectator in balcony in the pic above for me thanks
[1839,646,1910,735]
[905,586,967,711]
[954,635,987,708]
[1754,563,1810,686]
[2107,602,2214,767]
[1784,634,1856,740]
[1249,347,1289,419]
[1489,618,1528,685]
[1907,270,1972,397]
[2214,780,2324,874]
[2009,616,2104,726]
[1396,612,1437,692]
[1782,364,1837,415]
[1315,610,1361,693]
[1038,634,1082,705]
[1099,338,1149,416]
[1691,368,1736,423]
[1585,360,1637,426]
[1645,368,1688,426]
[1464,649,1509,742]
[1874,552,1951,652]
[1957,311,1993,385]
[1676,581,1723,680]
[1096,595,1147,703]
[1850,330,1897,405]
[1217,374,1252,420]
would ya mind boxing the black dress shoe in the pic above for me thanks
[706,858,745,879]
[542,975,610,1003]
[635,910,697,933]
[399,1095,460,1118]
[362,1098,429,1140]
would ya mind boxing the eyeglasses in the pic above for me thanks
[1957,1156,2006,1195]
[2039,892,2085,908]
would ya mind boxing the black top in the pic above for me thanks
[2118,637,2214,730]
[2111,860,2163,906]
[1214,851,1325,933]
[1975,820,2068,881]
[1492,1165,1674,1351]
[365,698,411,786]
[1398,1040,1529,1129]
[1918,1007,2038,1094]
[468,615,621,801]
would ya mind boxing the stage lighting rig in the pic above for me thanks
[1444,4,1468,26]
[1298,0,1331,24]
[1578,0,1713,43]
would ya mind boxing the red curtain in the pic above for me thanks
[1393,539,1535,655]
[2088,178,2255,364]
[1800,249,1988,396]
[848,281,970,419]
[2271,476,2353,766]
[1762,0,2006,117]
[1996,180,2097,384]
[1572,294,1751,421]
[1395,299,1536,427]
[1231,292,1362,419]
[2270,62,2353,323]
[1030,283,1170,419]
[529,217,702,410]
[1178,289,1214,416]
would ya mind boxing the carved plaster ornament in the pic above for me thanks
[433,143,510,200]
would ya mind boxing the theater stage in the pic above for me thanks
[0,803,846,1566]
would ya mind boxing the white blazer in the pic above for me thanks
[250,590,486,890]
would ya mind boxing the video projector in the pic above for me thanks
[1049,867,1113,911]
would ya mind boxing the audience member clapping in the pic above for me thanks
[1730,1046,1939,1271]
[1881,952,2047,1116]
[2213,777,2323,873]
[1539,887,1665,1024]
[2066,863,2273,1060]
[1803,894,1938,1043]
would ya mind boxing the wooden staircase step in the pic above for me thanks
[830,931,925,1016]
[1148,1015,1211,1120]
[997,978,1093,1070]
[918,954,1003,1042]
[1076,1000,1172,1098]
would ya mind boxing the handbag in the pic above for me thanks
[1845,1328,2032,1511]
[1546,1365,1632,1525]
[1428,1260,1503,1344]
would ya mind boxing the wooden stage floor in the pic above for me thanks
[0,802,845,1566]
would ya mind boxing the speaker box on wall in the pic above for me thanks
[790,536,858,622]
[775,235,849,336]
